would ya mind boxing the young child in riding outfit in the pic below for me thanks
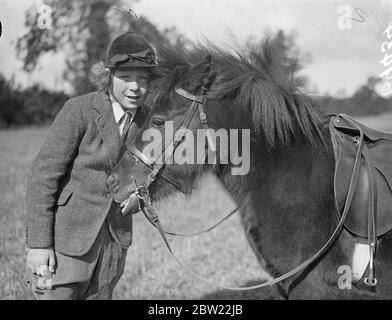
[25,33,155,299]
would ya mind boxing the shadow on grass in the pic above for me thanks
[199,280,284,300]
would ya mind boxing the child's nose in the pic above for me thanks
[128,81,139,91]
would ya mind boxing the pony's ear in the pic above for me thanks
[195,54,212,73]
[192,54,216,91]
[202,69,217,91]
[184,54,215,92]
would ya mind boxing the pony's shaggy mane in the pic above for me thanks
[153,39,326,148]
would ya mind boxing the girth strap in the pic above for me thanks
[363,146,378,286]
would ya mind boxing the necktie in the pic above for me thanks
[119,111,132,140]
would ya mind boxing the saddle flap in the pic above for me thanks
[330,114,392,238]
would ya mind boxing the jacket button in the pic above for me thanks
[107,174,116,185]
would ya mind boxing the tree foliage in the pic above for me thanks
[246,30,310,88]
[320,77,391,116]
[0,74,68,128]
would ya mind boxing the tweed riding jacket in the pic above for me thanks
[26,90,149,256]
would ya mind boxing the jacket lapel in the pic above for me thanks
[119,103,150,156]
[93,91,121,168]
[128,104,149,144]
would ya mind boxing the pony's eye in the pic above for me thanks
[151,118,165,128]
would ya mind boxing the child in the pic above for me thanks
[25,33,156,299]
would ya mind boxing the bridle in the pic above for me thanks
[121,87,361,291]
[119,86,239,230]
[126,87,213,195]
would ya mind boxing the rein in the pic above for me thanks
[130,88,365,291]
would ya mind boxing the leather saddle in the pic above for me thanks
[329,113,392,239]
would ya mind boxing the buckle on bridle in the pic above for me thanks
[137,186,159,224]
[135,185,149,201]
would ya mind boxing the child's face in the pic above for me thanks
[111,67,151,110]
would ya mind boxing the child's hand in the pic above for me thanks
[27,248,56,275]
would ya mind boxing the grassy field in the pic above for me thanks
[356,112,392,130]
[1,112,391,300]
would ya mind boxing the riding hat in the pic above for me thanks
[104,32,157,69]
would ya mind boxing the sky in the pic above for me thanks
[0,0,392,96]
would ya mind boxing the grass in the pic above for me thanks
[355,112,392,131]
[1,112,391,300]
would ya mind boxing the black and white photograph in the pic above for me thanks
[1,0,392,305]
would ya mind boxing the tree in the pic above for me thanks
[319,76,392,116]
[16,0,189,95]
[0,73,68,127]
[0,75,24,127]
[353,76,382,99]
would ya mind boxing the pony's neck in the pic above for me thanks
[217,126,338,278]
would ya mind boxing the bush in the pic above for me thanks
[0,75,68,128]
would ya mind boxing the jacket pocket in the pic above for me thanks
[57,188,73,206]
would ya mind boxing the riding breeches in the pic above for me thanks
[27,220,128,300]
